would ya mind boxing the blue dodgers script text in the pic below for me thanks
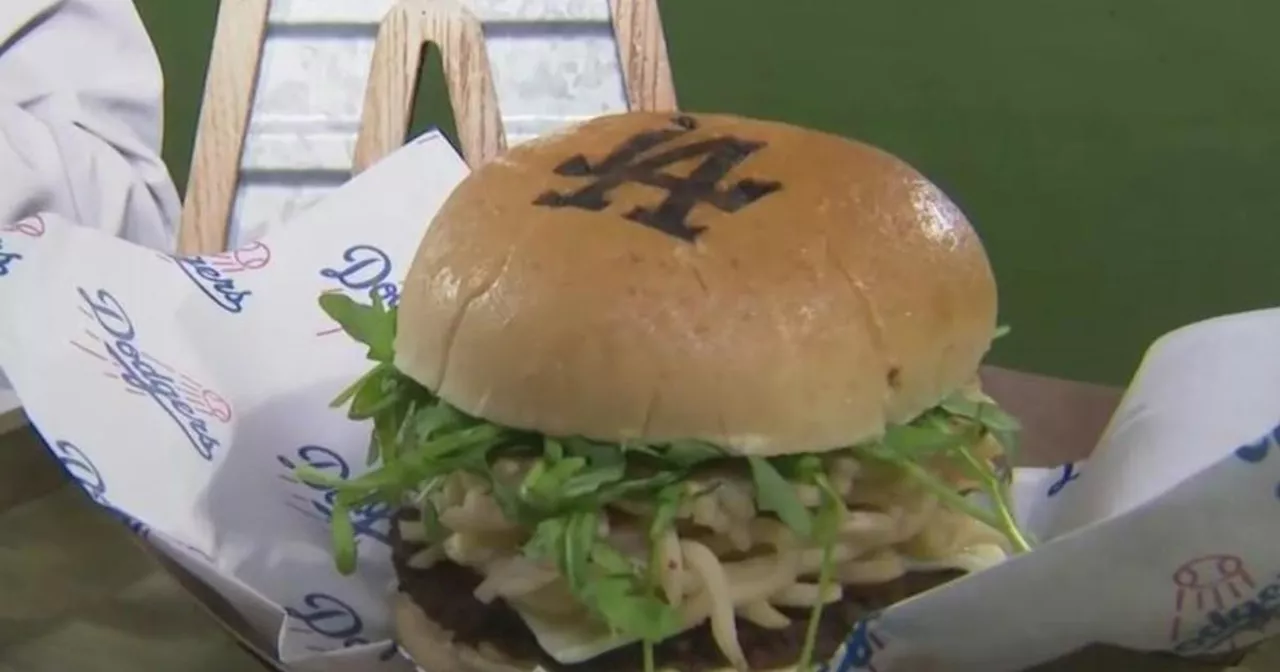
[0,237,21,276]
[175,255,251,313]
[288,592,371,650]
[50,439,149,537]
[1046,462,1081,497]
[277,445,393,547]
[1175,573,1280,655]
[824,618,879,671]
[78,287,221,460]
[321,244,401,307]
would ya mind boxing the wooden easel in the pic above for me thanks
[177,0,677,256]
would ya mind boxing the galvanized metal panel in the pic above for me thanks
[232,0,629,244]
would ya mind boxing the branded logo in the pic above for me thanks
[71,288,231,460]
[2,215,48,238]
[276,444,393,547]
[0,215,47,276]
[167,240,272,313]
[532,114,783,242]
[1170,554,1280,655]
[49,439,150,538]
[287,592,372,652]
[316,244,400,336]
[1235,421,1280,501]
[0,238,20,277]
[829,617,886,672]
[1046,462,1080,497]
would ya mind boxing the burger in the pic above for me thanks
[306,111,1028,672]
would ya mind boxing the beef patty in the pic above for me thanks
[391,509,958,672]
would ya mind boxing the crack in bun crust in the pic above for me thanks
[393,111,998,455]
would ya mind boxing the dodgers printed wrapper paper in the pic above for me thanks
[0,128,1277,672]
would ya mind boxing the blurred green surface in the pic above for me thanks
[132,0,1280,386]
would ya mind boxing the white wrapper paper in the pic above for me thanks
[0,129,1278,672]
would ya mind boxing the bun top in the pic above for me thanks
[394,112,998,456]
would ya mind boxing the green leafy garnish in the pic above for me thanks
[747,456,813,539]
[795,474,844,672]
[328,496,358,574]
[863,395,1031,554]
[302,295,1034,672]
[320,292,397,362]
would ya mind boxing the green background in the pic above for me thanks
[133,0,1279,387]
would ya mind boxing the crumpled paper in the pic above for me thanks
[0,130,1277,672]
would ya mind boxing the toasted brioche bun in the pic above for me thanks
[394,112,997,455]
[392,592,806,672]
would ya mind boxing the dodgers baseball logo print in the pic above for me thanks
[276,444,393,547]
[166,240,272,313]
[1170,554,1280,655]
[0,215,42,277]
[2,215,47,237]
[316,244,400,336]
[287,592,372,652]
[72,287,231,461]
[49,439,149,538]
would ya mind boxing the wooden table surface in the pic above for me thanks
[0,428,263,672]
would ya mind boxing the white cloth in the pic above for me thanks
[0,0,179,426]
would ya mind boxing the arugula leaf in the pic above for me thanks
[590,543,638,576]
[563,511,599,592]
[521,457,588,508]
[772,454,824,482]
[880,424,972,458]
[567,438,626,470]
[561,463,628,500]
[349,367,401,420]
[595,471,683,505]
[544,437,565,461]
[329,361,387,410]
[524,518,562,563]
[796,473,844,672]
[649,485,684,542]
[319,292,397,362]
[747,456,813,538]
[418,484,449,544]
[660,440,724,468]
[524,511,679,643]
[940,393,1022,462]
[940,394,1021,433]
[328,497,358,575]
[412,403,471,440]
[403,425,504,469]
[581,575,680,641]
